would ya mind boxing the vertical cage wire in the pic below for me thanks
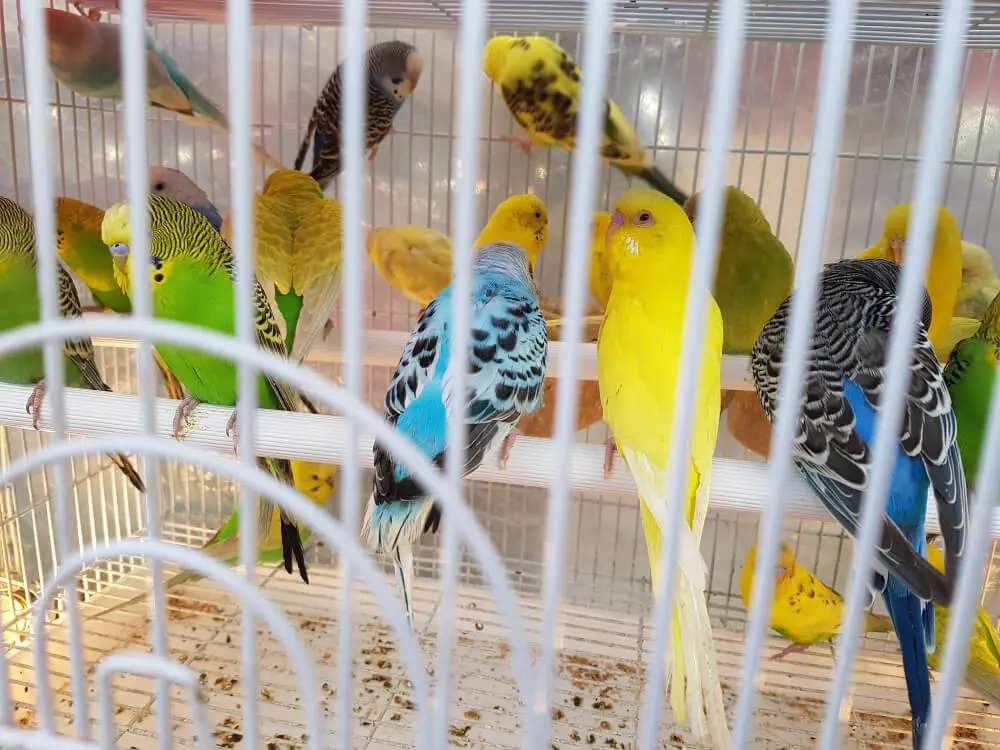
[732,0,859,744]
[532,0,614,747]
[637,0,746,747]
[819,0,971,748]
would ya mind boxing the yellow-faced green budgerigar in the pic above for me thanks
[367,193,548,306]
[859,204,962,352]
[0,196,144,493]
[925,541,1000,709]
[101,195,316,583]
[944,290,1000,486]
[740,542,893,660]
[219,170,344,363]
[148,167,223,232]
[752,258,969,748]
[294,41,423,190]
[89,460,337,621]
[955,240,1000,321]
[362,241,548,626]
[55,196,185,401]
[45,7,280,168]
[597,187,729,746]
[482,36,688,206]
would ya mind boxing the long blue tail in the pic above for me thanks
[883,576,932,749]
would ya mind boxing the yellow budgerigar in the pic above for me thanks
[859,203,962,351]
[366,193,548,306]
[955,239,1000,321]
[483,36,689,206]
[221,169,343,363]
[597,187,728,746]
[740,542,893,660]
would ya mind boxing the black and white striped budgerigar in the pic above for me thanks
[294,40,424,189]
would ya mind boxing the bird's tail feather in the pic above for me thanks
[884,584,931,749]
[294,112,319,171]
[109,453,145,493]
[393,543,416,627]
[616,164,689,207]
[964,673,1000,710]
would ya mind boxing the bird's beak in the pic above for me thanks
[323,474,337,488]
[890,237,905,264]
[775,566,789,582]
[606,210,624,242]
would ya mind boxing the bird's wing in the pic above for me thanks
[57,264,109,391]
[253,280,303,414]
[253,194,295,296]
[289,198,344,362]
[142,37,199,115]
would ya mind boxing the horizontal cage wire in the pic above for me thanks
[0,0,997,748]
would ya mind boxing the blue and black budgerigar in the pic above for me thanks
[361,241,548,627]
[293,40,423,190]
[752,258,969,749]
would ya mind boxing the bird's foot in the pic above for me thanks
[769,642,811,661]
[499,133,534,158]
[26,381,46,430]
[226,409,241,454]
[603,434,617,480]
[498,428,520,470]
[323,318,336,340]
[171,396,202,439]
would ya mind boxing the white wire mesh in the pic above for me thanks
[0,0,998,748]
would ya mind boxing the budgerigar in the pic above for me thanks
[740,542,893,661]
[220,169,343,362]
[101,195,317,584]
[55,196,184,401]
[483,36,689,206]
[148,167,223,232]
[955,240,1000,321]
[925,540,1000,709]
[0,196,144,493]
[89,460,337,621]
[362,241,548,626]
[367,193,548,307]
[859,204,962,352]
[944,290,1000,486]
[597,187,729,746]
[752,258,969,748]
[294,41,423,190]
[45,8,280,168]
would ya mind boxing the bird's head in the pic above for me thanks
[102,200,134,293]
[482,36,518,84]
[45,8,95,68]
[372,41,423,105]
[683,185,772,238]
[148,166,210,209]
[881,203,961,266]
[290,460,338,504]
[740,542,796,609]
[262,169,323,200]
[605,188,693,281]
[483,193,548,272]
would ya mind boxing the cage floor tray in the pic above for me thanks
[6,561,1000,749]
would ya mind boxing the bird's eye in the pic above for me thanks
[391,77,404,85]
[153,181,165,192]
[534,211,541,219]
[634,210,654,226]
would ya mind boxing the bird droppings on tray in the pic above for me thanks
[299,620,327,633]
[599,721,611,731]
[464,709,481,720]
[449,724,471,738]
[214,676,238,692]
[393,694,416,710]
[569,730,581,742]
[592,699,613,711]
[214,715,243,748]
[260,687,274,702]
[571,696,582,707]
[361,645,394,656]
[552,708,565,720]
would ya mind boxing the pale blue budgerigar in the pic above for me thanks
[148,167,223,232]
[752,258,969,748]
[293,41,423,190]
[45,7,281,169]
[361,241,548,627]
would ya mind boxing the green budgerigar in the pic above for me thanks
[101,195,315,583]
[0,196,144,492]
[944,289,1000,486]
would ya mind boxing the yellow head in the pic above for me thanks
[605,188,694,283]
[101,200,133,294]
[290,460,338,505]
[476,193,548,271]
[739,542,796,610]
[482,36,519,83]
[262,169,324,200]
[880,203,961,265]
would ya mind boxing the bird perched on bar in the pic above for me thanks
[88,460,337,621]
[54,196,185,402]
[366,193,548,307]
[362,241,548,626]
[683,186,793,460]
[858,204,962,353]
[101,195,317,584]
[740,541,894,660]
[482,36,689,206]
[0,196,144,493]
[752,258,970,749]
[294,40,424,190]
[148,167,223,232]
[955,240,1000,322]
[597,187,729,747]
[44,7,281,169]
[944,290,1000,487]
[219,169,344,363]
[924,540,1000,709]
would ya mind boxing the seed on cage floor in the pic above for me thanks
[468,601,477,610]
[474,621,484,631]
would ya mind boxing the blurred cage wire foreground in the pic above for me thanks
[0,0,999,748]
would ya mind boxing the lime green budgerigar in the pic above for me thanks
[101,195,316,583]
[944,289,1000,486]
[89,459,337,620]
[220,169,343,362]
[55,196,185,401]
[0,196,144,492]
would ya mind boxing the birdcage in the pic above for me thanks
[0,0,997,748]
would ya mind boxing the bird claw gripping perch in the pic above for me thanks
[497,427,520,470]
[26,381,46,431]
[171,395,202,440]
